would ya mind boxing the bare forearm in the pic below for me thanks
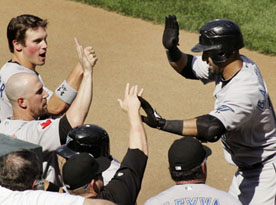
[128,110,148,156]
[65,63,83,90]
[66,71,92,127]
[182,118,198,136]
[47,94,69,115]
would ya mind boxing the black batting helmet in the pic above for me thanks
[56,124,110,159]
[191,19,244,63]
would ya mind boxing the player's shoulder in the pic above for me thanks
[145,185,179,204]
[202,184,241,204]
[0,61,34,81]
[231,55,264,89]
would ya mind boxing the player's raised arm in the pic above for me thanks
[118,83,148,156]
[46,62,83,116]
[47,42,96,116]
[65,38,98,128]
[162,15,189,74]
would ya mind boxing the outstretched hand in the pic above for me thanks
[162,15,179,50]
[138,96,166,129]
[75,37,98,72]
[118,83,144,114]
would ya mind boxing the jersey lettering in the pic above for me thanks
[199,197,211,205]
[0,83,5,98]
[185,197,197,205]
[159,197,221,205]
[175,199,185,205]
[40,120,52,129]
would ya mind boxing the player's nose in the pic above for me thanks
[43,90,49,98]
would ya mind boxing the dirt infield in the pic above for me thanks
[1,0,276,203]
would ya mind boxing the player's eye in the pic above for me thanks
[36,88,43,95]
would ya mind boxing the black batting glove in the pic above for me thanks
[162,15,179,50]
[138,96,166,129]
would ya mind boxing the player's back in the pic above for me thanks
[145,184,241,205]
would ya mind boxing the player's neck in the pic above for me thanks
[222,56,243,81]
[176,179,205,185]
[12,111,36,121]
[12,54,36,71]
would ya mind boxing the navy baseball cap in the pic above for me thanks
[62,152,111,190]
[169,136,212,172]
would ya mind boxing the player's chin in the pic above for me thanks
[41,106,48,115]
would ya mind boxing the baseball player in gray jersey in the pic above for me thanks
[0,14,85,122]
[145,136,241,205]
[0,38,97,152]
[140,16,276,204]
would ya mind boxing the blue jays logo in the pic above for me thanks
[216,105,234,113]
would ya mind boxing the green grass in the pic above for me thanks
[73,0,276,55]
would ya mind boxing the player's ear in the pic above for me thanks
[13,40,23,52]
[18,97,27,109]
[201,161,207,181]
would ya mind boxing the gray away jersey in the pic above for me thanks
[0,118,61,152]
[191,55,276,167]
[145,184,241,205]
[0,62,53,122]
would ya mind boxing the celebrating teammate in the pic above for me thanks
[145,136,241,204]
[56,124,121,186]
[0,38,97,152]
[0,14,84,122]
[140,16,276,204]
[62,83,148,205]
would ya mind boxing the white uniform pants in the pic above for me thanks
[228,161,276,205]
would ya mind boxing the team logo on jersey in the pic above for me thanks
[216,105,234,113]
[257,100,265,111]
[40,120,52,129]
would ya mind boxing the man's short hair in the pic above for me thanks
[0,149,41,191]
[170,162,205,181]
[7,14,48,52]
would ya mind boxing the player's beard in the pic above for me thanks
[208,61,224,76]
[209,66,224,76]
[32,104,48,120]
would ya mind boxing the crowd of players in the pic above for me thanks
[0,14,275,205]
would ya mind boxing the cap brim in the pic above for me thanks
[191,43,221,53]
[95,156,111,174]
[203,145,212,158]
[56,145,78,159]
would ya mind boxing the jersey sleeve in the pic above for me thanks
[99,148,148,204]
[0,186,85,205]
[191,56,216,84]
[209,73,263,131]
[15,118,61,152]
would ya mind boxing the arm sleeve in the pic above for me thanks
[98,149,148,204]
[179,54,198,79]
[58,115,72,145]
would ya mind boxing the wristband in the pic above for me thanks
[161,120,183,135]
[166,47,182,62]
[55,80,77,105]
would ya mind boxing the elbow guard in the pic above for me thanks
[196,114,226,142]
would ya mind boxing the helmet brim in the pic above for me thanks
[56,145,78,159]
[191,43,221,53]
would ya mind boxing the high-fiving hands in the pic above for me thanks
[75,37,98,72]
